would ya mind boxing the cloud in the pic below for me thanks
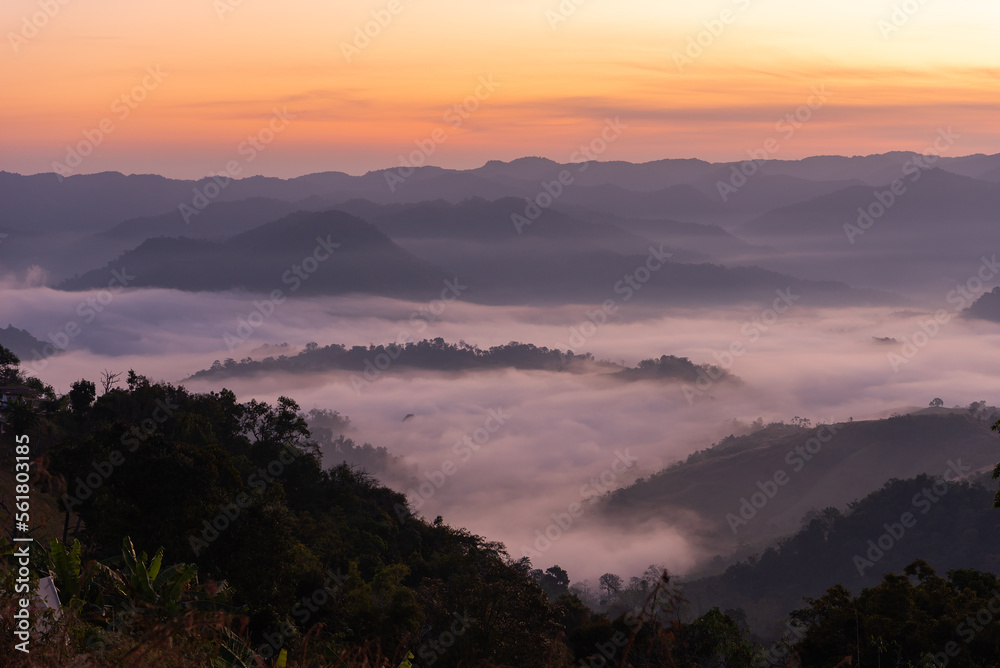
[4,285,999,581]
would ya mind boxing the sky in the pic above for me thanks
[2,0,999,178]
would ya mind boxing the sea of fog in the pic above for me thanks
[4,284,1000,583]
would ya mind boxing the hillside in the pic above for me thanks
[966,286,1000,322]
[186,339,739,389]
[100,197,302,243]
[681,475,1000,638]
[599,412,1000,550]
[57,210,449,298]
[742,169,1000,238]
[0,356,770,667]
[0,325,54,361]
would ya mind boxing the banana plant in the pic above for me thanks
[48,538,83,600]
[48,537,214,618]
[48,538,108,613]
[113,537,200,614]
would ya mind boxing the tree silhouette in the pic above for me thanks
[0,344,20,384]
[599,572,623,599]
[100,369,122,394]
[68,379,96,415]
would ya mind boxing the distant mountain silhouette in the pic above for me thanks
[0,325,54,360]
[559,183,727,219]
[3,153,998,237]
[743,169,1000,237]
[753,152,933,185]
[0,171,192,235]
[337,196,652,250]
[690,170,863,212]
[58,210,449,297]
[101,197,302,243]
[56,197,891,305]
[5,154,997,298]
[966,286,1000,322]
[599,411,1000,549]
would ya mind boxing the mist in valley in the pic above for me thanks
[4,269,998,585]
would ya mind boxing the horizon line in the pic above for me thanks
[3,149,998,182]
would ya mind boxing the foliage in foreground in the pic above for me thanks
[0,348,761,667]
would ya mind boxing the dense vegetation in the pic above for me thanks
[0,345,757,667]
[187,338,736,388]
[3,341,1000,666]
[791,560,1000,667]
[682,475,1000,636]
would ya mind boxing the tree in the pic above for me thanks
[676,607,764,666]
[126,368,150,391]
[100,369,122,394]
[4,396,39,433]
[0,344,20,384]
[532,565,570,600]
[792,561,1000,666]
[599,572,623,599]
[68,379,96,415]
[929,397,944,407]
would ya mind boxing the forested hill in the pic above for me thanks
[0,348,763,667]
[187,338,739,387]
[967,286,1000,322]
[682,475,1000,640]
[5,341,1000,666]
[599,411,1000,549]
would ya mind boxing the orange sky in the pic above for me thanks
[2,0,998,177]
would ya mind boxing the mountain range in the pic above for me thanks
[3,152,998,304]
